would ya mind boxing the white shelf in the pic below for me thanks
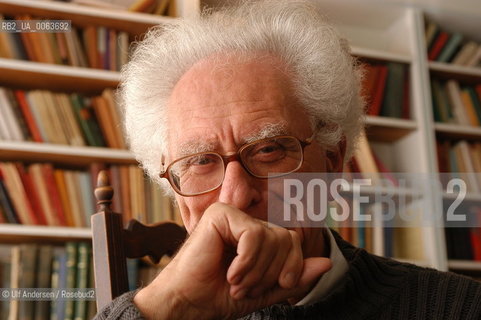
[429,61,481,81]
[365,116,417,129]
[434,123,481,139]
[352,46,411,63]
[448,260,481,271]
[0,141,135,165]
[340,184,422,198]
[365,116,417,142]
[0,58,119,92]
[443,192,481,203]
[0,0,174,29]
[0,224,91,241]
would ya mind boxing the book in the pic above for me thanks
[83,26,99,69]
[34,245,53,320]
[0,162,36,225]
[14,90,43,142]
[29,163,61,226]
[64,242,78,320]
[424,20,439,51]
[73,243,90,320]
[466,46,481,67]
[18,244,38,320]
[0,87,24,141]
[9,246,20,320]
[53,169,76,227]
[368,65,388,116]
[64,170,86,228]
[70,94,106,147]
[4,89,31,141]
[57,93,87,146]
[454,141,480,194]
[50,246,67,320]
[445,80,470,125]
[43,164,68,226]
[102,88,126,148]
[91,96,119,148]
[428,31,450,61]
[466,87,481,124]
[78,171,95,227]
[431,79,453,123]
[380,62,405,118]
[0,175,19,224]
[353,130,381,185]
[460,89,480,126]
[361,63,380,111]
[15,163,48,225]
[452,41,479,66]
[42,91,70,144]
[437,32,463,63]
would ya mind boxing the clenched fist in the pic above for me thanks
[133,202,331,319]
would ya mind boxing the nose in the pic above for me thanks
[218,160,262,211]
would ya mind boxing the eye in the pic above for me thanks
[180,154,221,175]
[250,141,286,162]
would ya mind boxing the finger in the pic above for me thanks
[247,227,292,298]
[229,227,278,299]
[226,223,265,286]
[278,230,303,289]
[264,257,332,306]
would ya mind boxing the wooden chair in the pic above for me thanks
[91,170,187,311]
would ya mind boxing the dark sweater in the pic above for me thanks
[95,231,481,319]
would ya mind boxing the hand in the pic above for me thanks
[134,202,332,319]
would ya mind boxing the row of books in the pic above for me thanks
[425,19,481,66]
[333,226,426,262]
[348,131,398,186]
[0,242,96,320]
[437,140,481,194]
[0,241,169,320]
[62,0,176,16]
[431,79,481,126]
[0,162,181,227]
[0,14,130,71]
[0,87,127,149]
[445,221,481,261]
[361,61,410,119]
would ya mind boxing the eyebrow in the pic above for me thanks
[176,122,290,158]
[243,122,289,143]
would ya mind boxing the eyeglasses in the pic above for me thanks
[160,131,317,197]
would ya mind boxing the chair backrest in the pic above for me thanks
[91,170,186,311]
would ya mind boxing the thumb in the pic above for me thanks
[264,257,332,306]
[298,257,332,287]
[287,257,332,304]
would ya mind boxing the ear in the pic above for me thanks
[326,137,346,173]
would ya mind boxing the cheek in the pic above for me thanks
[176,194,217,233]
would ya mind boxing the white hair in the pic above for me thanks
[120,0,365,193]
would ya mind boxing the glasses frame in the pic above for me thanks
[160,130,318,197]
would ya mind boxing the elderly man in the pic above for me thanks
[95,1,481,319]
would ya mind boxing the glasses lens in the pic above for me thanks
[241,136,303,177]
[168,153,224,195]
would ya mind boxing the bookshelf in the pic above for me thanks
[420,4,481,274]
[0,2,183,317]
[0,2,480,314]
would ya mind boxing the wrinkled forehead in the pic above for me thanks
[164,52,311,160]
